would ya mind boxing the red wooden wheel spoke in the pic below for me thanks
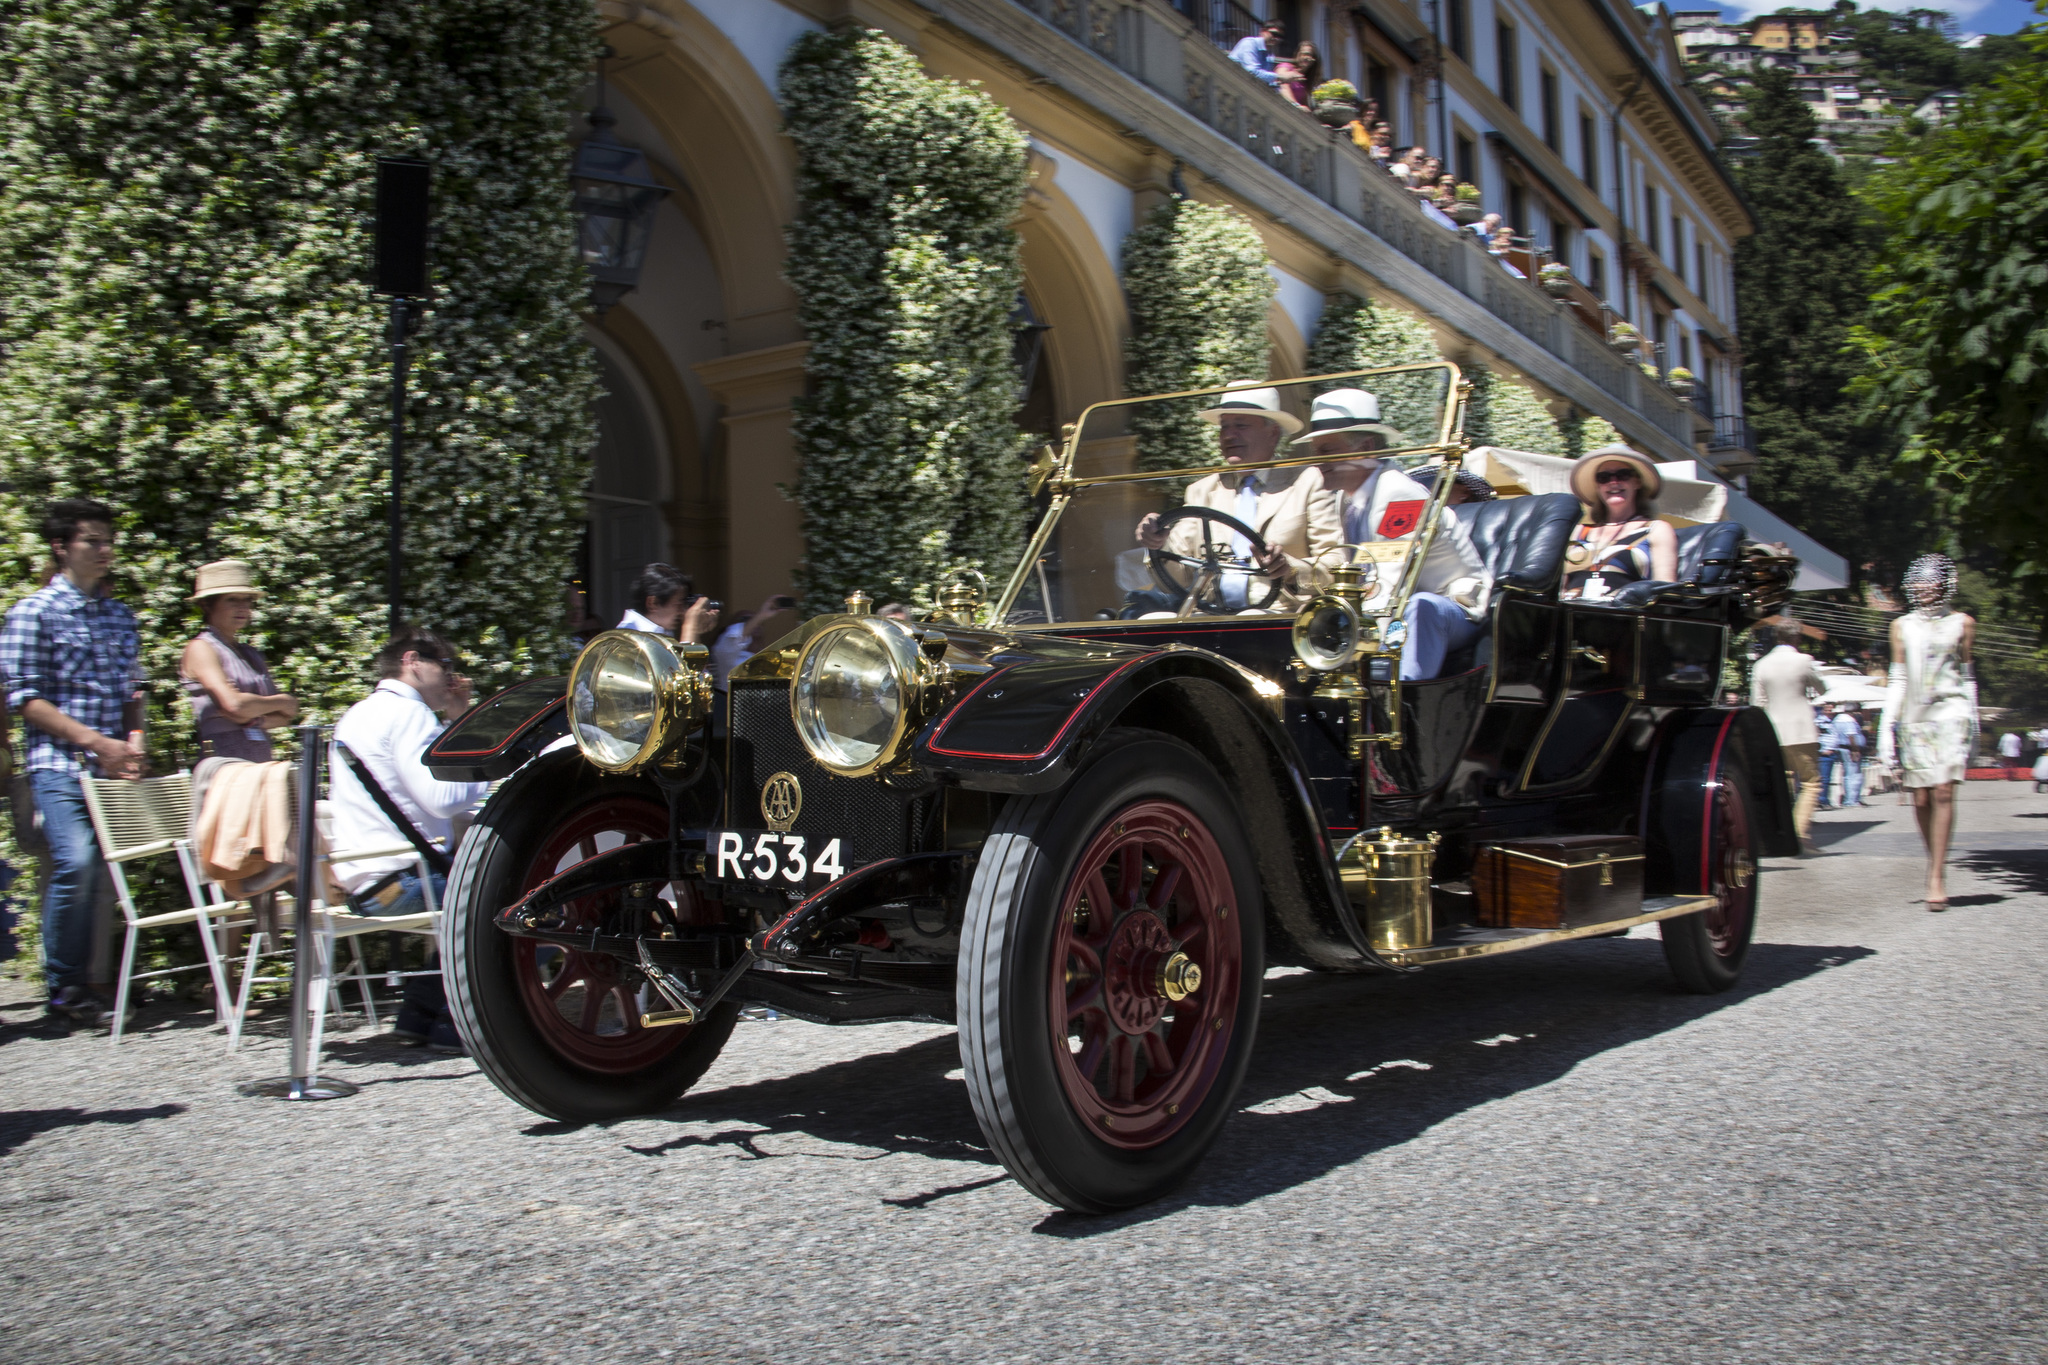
[1149,863,1182,913]
[512,795,692,1073]
[1048,799,1241,1150]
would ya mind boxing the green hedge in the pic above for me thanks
[1303,294,1443,445]
[0,0,601,760]
[780,28,1031,614]
[1123,199,1275,472]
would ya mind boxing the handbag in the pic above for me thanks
[334,741,452,916]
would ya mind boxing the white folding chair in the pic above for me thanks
[227,800,442,1061]
[77,771,243,1043]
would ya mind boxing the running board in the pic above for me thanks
[1380,894,1719,967]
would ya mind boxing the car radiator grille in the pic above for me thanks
[725,682,930,867]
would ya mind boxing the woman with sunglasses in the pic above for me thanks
[1562,446,1678,600]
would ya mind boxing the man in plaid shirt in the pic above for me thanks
[0,499,144,1025]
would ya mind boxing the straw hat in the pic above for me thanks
[1289,388,1404,446]
[1194,383,1305,436]
[1568,445,1662,509]
[188,560,262,603]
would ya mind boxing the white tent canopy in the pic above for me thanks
[1466,447,1849,592]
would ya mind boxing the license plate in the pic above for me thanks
[707,830,848,887]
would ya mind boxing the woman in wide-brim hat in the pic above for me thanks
[1561,445,1677,600]
[179,560,298,763]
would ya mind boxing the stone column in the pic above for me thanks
[692,341,809,609]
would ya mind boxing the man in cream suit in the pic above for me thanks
[1134,385,1343,612]
[1297,388,1491,680]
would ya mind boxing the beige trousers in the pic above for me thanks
[1782,742,1821,841]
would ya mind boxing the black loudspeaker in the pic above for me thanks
[373,158,432,297]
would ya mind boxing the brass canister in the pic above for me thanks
[1342,826,1440,952]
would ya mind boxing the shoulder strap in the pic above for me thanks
[334,741,453,876]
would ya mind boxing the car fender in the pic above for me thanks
[919,647,1399,973]
[1641,705,1799,895]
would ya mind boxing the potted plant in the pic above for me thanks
[1666,366,1697,398]
[1310,79,1360,128]
[1450,181,1484,223]
[1538,262,1575,298]
[1608,321,1642,355]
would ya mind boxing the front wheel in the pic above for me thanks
[445,749,738,1120]
[1661,765,1758,993]
[957,730,1263,1212]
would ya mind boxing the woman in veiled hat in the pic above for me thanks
[179,561,298,762]
[1561,445,1678,601]
[1878,552,1977,910]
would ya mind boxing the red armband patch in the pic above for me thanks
[1377,500,1424,538]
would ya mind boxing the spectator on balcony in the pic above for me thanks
[1489,225,1518,257]
[1274,57,1309,107]
[1363,121,1392,162]
[1290,40,1320,89]
[1471,211,1502,245]
[1387,148,1417,185]
[1229,21,1287,87]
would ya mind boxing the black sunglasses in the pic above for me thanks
[1595,467,1638,483]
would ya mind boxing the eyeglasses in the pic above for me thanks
[1595,468,1638,484]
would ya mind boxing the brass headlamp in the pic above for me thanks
[1291,559,1380,678]
[567,630,714,774]
[791,610,951,778]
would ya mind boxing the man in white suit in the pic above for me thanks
[1298,389,1490,680]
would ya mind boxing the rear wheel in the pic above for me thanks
[958,731,1262,1212]
[1661,765,1758,993]
[446,749,737,1120]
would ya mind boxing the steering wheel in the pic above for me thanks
[1146,505,1287,614]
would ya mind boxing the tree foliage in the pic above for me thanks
[1855,24,2048,601]
[1302,293,1442,445]
[1731,65,1926,574]
[781,28,1030,613]
[1122,199,1274,472]
[0,0,601,754]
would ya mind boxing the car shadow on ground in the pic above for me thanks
[1807,820,1886,849]
[581,937,1870,1225]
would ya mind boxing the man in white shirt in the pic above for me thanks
[615,562,717,645]
[330,628,491,1048]
[1750,620,1828,845]
[1832,704,1867,807]
[1297,389,1492,680]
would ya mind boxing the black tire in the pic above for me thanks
[957,730,1264,1212]
[1661,762,1759,993]
[445,748,738,1121]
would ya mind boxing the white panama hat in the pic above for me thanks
[1289,387,1404,446]
[1194,383,1305,436]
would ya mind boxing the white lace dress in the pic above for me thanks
[1885,609,1978,788]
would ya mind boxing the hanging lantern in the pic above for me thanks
[571,106,670,314]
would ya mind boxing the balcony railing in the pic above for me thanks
[1706,415,1754,453]
[1001,0,1709,454]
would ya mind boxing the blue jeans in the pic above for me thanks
[30,769,102,992]
[1818,751,1838,805]
[1841,754,1864,806]
[360,869,447,1014]
[1401,593,1482,681]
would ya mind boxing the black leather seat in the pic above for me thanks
[1460,493,1582,598]
[1433,493,1581,676]
[1607,520,1747,608]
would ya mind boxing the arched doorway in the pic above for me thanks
[584,345,672,624]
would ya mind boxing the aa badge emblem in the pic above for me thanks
[761,772,803,832]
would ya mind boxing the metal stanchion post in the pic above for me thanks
[241,723,358,1101]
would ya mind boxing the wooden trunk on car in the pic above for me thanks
[1473,835,1644,929]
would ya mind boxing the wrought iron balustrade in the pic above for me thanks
[999,0,1728,456]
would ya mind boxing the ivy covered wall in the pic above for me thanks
[1122,200,1274,472]
[1303,294,1443,445]
[780,28,1031,614]
[0,0,602,745]
[1465,365,1565,454]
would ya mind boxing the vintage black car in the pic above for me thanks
[429,365,1799,1213]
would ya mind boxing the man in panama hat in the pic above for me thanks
[1298,388,1491,680]
[1134,383,1343,611]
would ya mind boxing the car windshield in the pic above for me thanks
[996,366,1462,627]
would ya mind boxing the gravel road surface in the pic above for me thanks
[3,782,2043,1364]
